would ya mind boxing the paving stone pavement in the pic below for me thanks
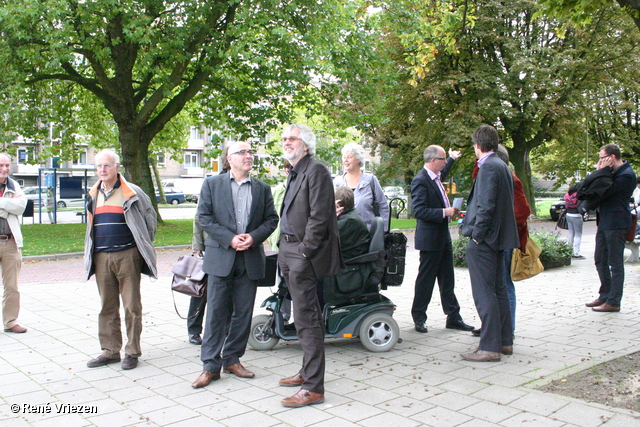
[2,221,640,426]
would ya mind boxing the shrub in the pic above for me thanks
[530,230,572,269]
[451,229,572,270]
[452,235,470,268]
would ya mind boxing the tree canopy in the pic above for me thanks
[0,0,365,216]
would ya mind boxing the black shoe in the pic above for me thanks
[471,328,481,337]
[446,320,475,331]
[122,355,138,370]
[87,355,121,368]
[189,334,202,345]
[414,322,428,333]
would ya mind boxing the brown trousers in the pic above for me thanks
[1,237,22,329]
[94,247,143,358]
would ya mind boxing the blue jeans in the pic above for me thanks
[503,250,516,333]
[594,228,626,307]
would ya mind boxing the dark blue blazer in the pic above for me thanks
[461,154,519,251]
[597,161,636,230]
[197,173,279,280]
[411,158,455,252]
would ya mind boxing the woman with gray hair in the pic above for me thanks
[333,143,390,231]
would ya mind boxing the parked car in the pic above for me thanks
[549,199,596,222]
[185,193,199,204]
[156,188,186,205]
[56,196,86,209]
[23,186,48,207]
[383,186,408,202]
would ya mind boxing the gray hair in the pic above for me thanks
[423,145,444,163]
[96,149,120,164]
[283,124,316,156]
[341,143,365,167]
[495,144,509,165]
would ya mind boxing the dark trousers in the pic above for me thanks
[278,239,325,394]
[201,252,257,372]
[411,249,462,325]
[594,228,626,307]
[187,296,206,335]
[466,241,513,353]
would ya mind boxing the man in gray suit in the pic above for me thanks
[191,141,278,388]
[277,124,343,408]
[460,125,519,362]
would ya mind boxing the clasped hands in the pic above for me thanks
[231,234,254,251]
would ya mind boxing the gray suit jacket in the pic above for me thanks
[197,173,279,280]
[281,155,344,278]
[461,153,519,251]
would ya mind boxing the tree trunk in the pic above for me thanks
[118,128,163,223]
[509,144,537,217]
[150,157,166,204]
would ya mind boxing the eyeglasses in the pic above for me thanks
[229,149,254,156]
[599,154,611,159]
[282,137,301,143]
[433,157,446,161]
[96,164,115,169]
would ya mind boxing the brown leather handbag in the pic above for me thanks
[171,255,207,297]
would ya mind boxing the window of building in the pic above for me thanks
[190,126,203,140]
[72,151,87,165]
[17,149,29,164]
[156,153,165,167]
[184,152,199,168]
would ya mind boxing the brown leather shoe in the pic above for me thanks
[224,362,255,378]
[460,349,501,362]
[191,371,221,388]
[592,303,620,312]
[501,345,513,355]
[87,355,121,368]
[585,299,606,307]
[279,372,305,387]
[281,389,325,408]
[4,324,27,333]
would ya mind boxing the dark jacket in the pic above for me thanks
[337,208,371,260]
[280,155,344,278]
[594,162,636,230]
[411,158,455,252]
[577,167,614,211]
[461,154,519,251]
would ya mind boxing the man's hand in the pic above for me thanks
[444,207,460,218]
[597,156,613,170]
[231,233,254,251]
[192,249,202,257]
[335,200,345,217]
[448,149,462,160]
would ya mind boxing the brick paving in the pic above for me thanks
[1,221,640,426]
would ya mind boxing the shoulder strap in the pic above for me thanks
[369,177,380,217]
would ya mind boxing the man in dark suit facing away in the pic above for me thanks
[191,141,278,388]
[277,124,343,408]
[410,145,474,334]
[460,125,519,362]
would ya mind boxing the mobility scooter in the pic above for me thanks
[248,217,405,353]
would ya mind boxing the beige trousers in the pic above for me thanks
[1,237,22,330]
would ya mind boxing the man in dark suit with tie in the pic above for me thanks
[460,125,519,362]
[277,124,343,408]
[191,141,279,388]
[410,145,474,334]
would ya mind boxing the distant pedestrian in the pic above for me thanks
[565,183,585,259]
[84,149,157,370]
[0,153,28,334]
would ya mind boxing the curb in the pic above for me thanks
[23,245,191,263]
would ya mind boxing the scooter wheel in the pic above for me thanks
[248,314,280,351]
[359,313,399,352]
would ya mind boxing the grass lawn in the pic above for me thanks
[22,219,194,257]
